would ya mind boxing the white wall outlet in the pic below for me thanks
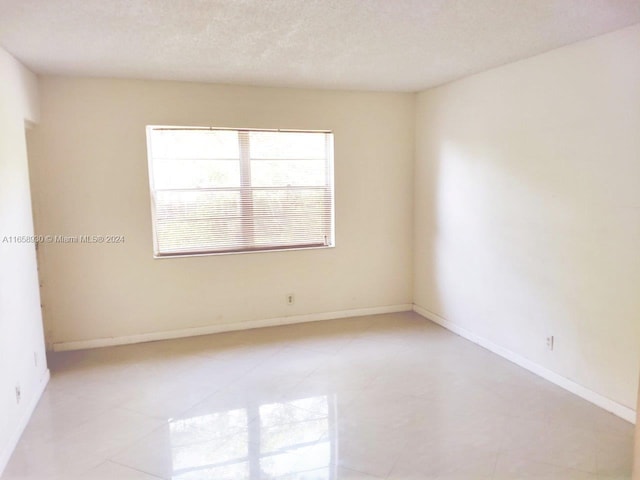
[546,336,554,351]
[286,294,295,305]
[34,352,38,367]
[15,384,21,404]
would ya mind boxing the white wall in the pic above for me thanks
[0,48,48,474]
[414,24,640,410]
[27,78,415,347]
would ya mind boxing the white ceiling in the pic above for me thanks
[0,0,638,92]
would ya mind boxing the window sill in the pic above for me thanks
[153,243,335,259]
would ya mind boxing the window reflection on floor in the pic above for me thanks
[169,395,335,480]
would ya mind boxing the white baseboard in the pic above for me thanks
[52,304,414,352]
[413,304,637,424]
[0,369,50,477]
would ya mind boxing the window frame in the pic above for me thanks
[146,126,336,258]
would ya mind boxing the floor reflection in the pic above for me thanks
[169,395,336,480]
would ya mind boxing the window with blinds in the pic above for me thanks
[146,126,335,257]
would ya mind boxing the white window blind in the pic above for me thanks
[146,126,335,257]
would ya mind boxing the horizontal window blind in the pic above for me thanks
[147,127,335,256]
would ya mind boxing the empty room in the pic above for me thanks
[1,1,639,479]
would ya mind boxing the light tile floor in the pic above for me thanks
[3,312,635,479]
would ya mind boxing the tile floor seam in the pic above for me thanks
[105,421,171,466]
[106,458,169,479]
[5,312,633,480]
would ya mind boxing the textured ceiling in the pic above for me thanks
[0,0,638,92]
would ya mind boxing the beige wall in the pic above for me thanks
[635,380,640,478]
[0,48,48,474]
[414,24,640,409]
[28,78,415,346]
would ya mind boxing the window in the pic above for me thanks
[146,127,335,257]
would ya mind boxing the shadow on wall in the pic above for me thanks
[413,42,640,406]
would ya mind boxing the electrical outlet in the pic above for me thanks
[34,352,38,367]
[286,294,295,305]
[15,385,21,404]
[546,336,554,351]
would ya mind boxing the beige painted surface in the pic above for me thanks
[414,24,640,409]
[0,47,47,472]
[635,379,640,478]
[28,78,415,345]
